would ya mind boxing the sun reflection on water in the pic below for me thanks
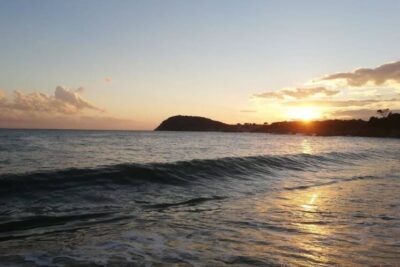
[251,188,337,265]
[301,139,313,154]
[286,189,333,265]
[301,192,319,211]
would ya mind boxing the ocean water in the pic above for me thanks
[0,129,399,267]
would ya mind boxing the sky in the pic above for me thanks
[0,0,399,130]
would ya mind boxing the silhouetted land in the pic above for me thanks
[155,114,400,138]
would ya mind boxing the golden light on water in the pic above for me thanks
[301,139,313,154]
[242,174,399,266]
[301,192,319,211]
[286,189,333,265]
[252,187,333,265]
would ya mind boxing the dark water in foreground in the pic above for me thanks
[0,129,399,266]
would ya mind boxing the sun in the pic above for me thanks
[287,107,321,122]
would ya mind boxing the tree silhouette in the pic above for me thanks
[377,109,390,118]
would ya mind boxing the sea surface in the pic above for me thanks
[0,129,399,266]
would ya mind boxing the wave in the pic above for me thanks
[0,151,371,197]
[0,212,134,242]
[146,196,226,209]
[0,212,114,234]
[284,175,378,191]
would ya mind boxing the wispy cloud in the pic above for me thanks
[321,61,400,87]
[255,87,339,100]
[284,98,400,108]
[240,109,257,113]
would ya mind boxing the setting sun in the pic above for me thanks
[287,107,321,121]
[1,1,400,266]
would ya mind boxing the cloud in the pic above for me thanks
[0,90,6,104]
[0,112,147,130]
[0,86,153,130]
[282,87,339,98]
[255,87,339,100]
[255,91,284,99]
[240,109,257,113]
[252,60,400,123]
[321,61,400,86]
[54,86,102,112]
[0,86,103,114]
[284,98,400,107]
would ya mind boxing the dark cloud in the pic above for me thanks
[322,61,400,86]
[255,87,339,100]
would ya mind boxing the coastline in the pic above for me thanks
[155,114,400,138]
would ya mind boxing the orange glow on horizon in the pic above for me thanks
[286,107,322,122]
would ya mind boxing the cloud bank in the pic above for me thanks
[251,60,400,120]
[321,61,400,87]
[0,86,103,114]
[0,112,145,130]
[0,86,152,130]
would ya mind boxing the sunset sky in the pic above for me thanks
[0,0,400,130]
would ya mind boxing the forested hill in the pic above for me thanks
[155,114,400,138]
[155,115,232,131]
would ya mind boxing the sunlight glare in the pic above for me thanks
[287,107,321,122]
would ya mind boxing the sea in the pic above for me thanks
[0,129,399,267]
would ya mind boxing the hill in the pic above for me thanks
[155,113,400,138]
[155,115,233,131]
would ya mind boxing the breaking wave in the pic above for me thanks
[0,151,371,197]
